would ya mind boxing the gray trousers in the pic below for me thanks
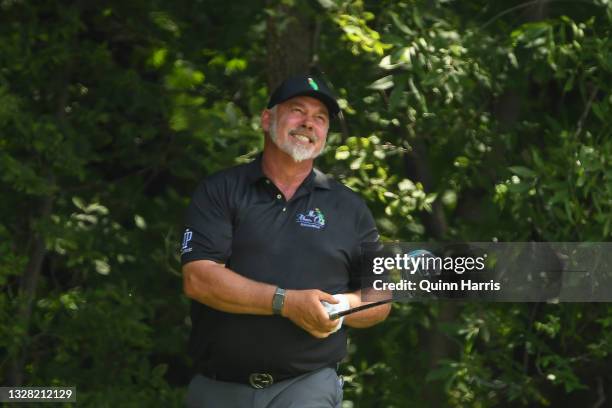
[185,367,343,408]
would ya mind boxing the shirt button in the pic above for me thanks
[282,207,286,212]
[265,179,270,184]
[276,194,282,200]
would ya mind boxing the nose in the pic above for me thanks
[300,115,314,130]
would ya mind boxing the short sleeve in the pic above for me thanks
[348,201,380,290]
[180,178,233,265]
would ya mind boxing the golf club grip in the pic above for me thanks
[329,298,393,320]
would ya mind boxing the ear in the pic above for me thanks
[261,109,271,133]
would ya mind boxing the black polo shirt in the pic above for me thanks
[181,154,378,380]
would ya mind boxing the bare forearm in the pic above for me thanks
[343,291,391,328]
[183,260,276,315]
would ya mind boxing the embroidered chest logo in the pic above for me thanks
[296,208,326,230]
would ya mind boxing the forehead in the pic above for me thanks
[279,96,329,116]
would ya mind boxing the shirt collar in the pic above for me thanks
[245,154,266,184]
[312,168,331,189]
[246,153,331,190]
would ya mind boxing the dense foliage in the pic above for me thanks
[1,1,611,406]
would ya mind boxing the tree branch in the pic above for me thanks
[574,85,598,140]
[592,376,606,408]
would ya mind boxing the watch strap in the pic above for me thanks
[272,287,286,315]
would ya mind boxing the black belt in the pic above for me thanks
[201,363,339,389]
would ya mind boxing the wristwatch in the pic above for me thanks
[272,287,286,315]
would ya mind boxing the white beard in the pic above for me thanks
[269,113,324,163]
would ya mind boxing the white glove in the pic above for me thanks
[321,294,351,333]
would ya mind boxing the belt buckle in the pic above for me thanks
[249,373,274,389]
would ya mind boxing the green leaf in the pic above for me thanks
[335,146,350,160]
[368,75,394,90]
[509,166,537,178]
[134,215,147,230]
[454,156,470,168]
[94,259,111,275]
[72,197,86,210]
[317,0,337,9]
[507,182,530,193]
[388,76,407,112]
[151,48,168,68]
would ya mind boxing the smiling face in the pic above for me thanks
[262,96,330,163]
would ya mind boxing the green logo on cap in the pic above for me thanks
[308,77,319,91]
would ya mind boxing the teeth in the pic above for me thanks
[294,135,310,143]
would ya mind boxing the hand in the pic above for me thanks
[282,289,340,338]
[321,294,351,333]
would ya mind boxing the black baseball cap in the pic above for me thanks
[267,75,340,118]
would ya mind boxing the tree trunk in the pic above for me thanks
[266,0,316,90]
[7,58,68,385]
[403,136,456,406]
[7,191,54,386]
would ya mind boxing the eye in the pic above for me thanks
[292,107,304,114]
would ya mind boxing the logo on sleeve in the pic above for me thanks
[296,208,326,230]
[181,228,193,254]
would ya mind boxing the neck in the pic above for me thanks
[262,137,313,195]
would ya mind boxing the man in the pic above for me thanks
[181,74,390,407]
